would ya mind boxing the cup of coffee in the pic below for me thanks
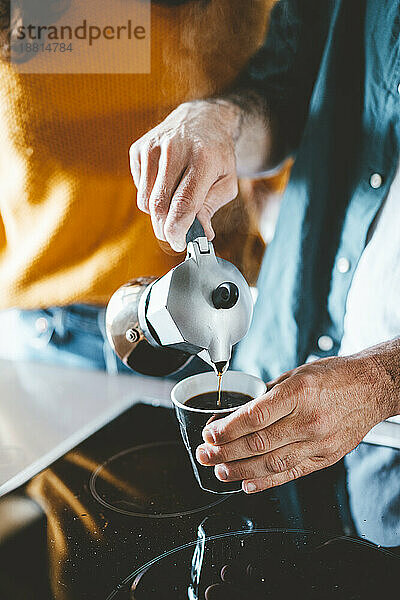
[171,371,266,494]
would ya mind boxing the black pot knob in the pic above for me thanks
[212,282,239,309]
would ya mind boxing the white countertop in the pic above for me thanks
[0,359,174,498]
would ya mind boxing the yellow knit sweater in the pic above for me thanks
[0,1,272,310]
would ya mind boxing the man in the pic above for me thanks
[131,0,400,539]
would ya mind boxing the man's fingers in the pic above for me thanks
[242,455,334,493]
[203,386,296,446]
[197,417,302,466]
[136,146,160,214]
[213,441,313,483]
[242,463,310,493]
[196,174,238,240]
[148,148,187,241]
[164,167,215,252]
[197,209,215,240]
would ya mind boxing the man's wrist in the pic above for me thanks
[206,90,278,177]
[359,338,400,418]
[199,97,243,141]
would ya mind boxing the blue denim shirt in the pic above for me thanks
[234,0,400,380]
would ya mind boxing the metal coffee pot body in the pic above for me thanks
[105,235,253,376]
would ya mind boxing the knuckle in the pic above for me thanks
[167,197,194,226]
[163,220,181,241]
[247,430,267,454]
[270,384,296,415]
[265,452,287,474]
[246,401,268,430]
[211,445,227,463]
[286,465,303,482]
[151,196,168,217]
[293,374,313,397]
[209,423,225,444]
[236,463,249,480]
[199,203,214,219]
[172,194,193,209]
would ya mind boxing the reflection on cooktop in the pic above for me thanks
[120,529,399,600]
[90,441,227,518]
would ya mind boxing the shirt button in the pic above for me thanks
[337,257,351,273]
[35,317,48,333]
[369,173,382,189]
[318,335,334,352]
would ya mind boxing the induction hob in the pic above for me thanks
[1,402,399,600]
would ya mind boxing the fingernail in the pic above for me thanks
[244,482,257,494]
[202,427,216,444]
[215,464,228,481]
[196,447,210,464]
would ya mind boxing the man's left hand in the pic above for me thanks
[196,346,400,494]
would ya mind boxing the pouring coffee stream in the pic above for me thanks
[105,218,253,404]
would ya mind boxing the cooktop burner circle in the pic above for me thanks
[103,528,400,600]
[89,441,228,519]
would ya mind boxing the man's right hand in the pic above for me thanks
[130,100,241,252]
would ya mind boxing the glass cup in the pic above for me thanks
[171,371,266,494]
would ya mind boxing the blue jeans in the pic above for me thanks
[0,304,210,378]
[0,305,127,373]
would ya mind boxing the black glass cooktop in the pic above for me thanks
[126,530,399,600]
[1,402,399,599]
[89,441,228,518]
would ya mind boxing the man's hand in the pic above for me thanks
[130,100,241,252]
[196,343,400,494]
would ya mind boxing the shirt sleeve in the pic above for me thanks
[236,0,332,156]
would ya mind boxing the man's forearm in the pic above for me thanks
[206,90,286,178]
